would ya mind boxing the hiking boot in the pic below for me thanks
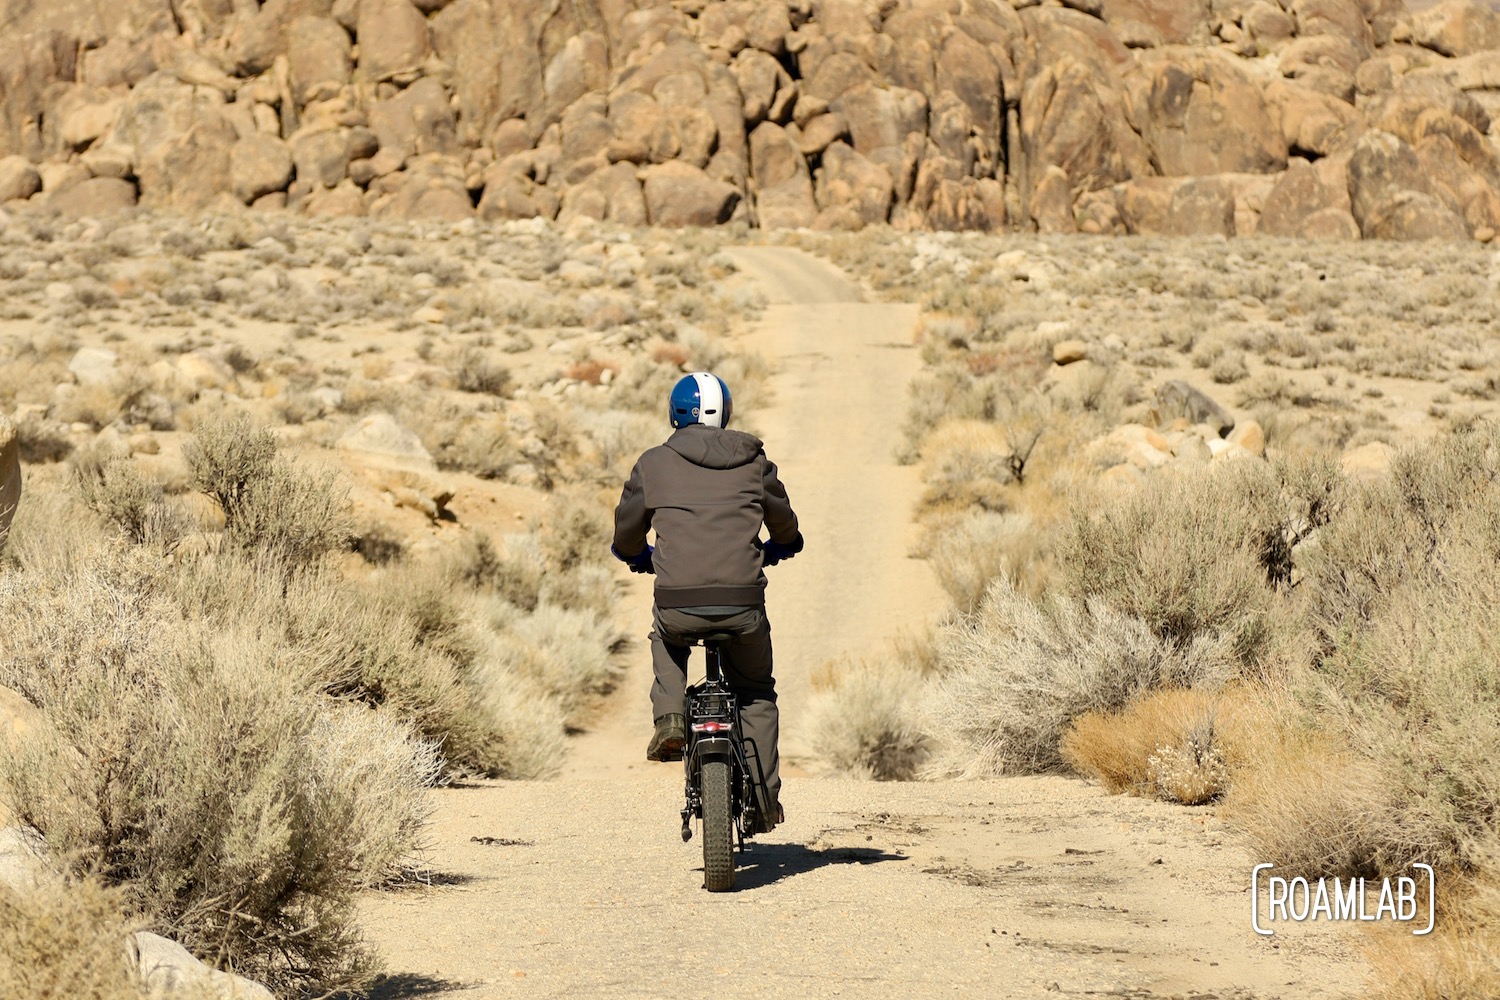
[753,800,785,835]
[646,714,686,762]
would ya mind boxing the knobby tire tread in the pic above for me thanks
[701,760,735,891]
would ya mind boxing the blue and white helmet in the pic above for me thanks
[669,372,733,429]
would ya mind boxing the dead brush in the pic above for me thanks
[0,875,147,1000]
[1361,848,1500,1000]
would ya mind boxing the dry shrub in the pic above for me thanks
[72,445,188,552]
[575,407,662,477]
[1063,688,1222,796]
[922,579,1236,778]
[0,553,437,995]
[1364,853,1500,1000]
[461,530,612,615]
[919,420,1014,513]
[0,876,148,1000]
[184,412,352,570]
[565,358,616,385]
[14,412,74,463]
[453,347,513,396]
[808,637,935,781]
[927,511,1050,612]
[480,600,626,728]
[1220,714,1389,879]
[1063,460,1289,667]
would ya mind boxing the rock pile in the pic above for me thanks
[0,0,1496,240]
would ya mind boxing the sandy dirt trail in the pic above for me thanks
[357,248,1365,1000]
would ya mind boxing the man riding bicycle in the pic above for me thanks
[612,372,803,833]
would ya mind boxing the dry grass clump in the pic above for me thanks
[927,511,1049,612]
[0,875,149,1000]
[807,636,938,782]
[1063,688,1229,799]
[1364,850,1500,1000]
[921,579,1236,778]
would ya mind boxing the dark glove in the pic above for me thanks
[761,532,804,567]
[611,543,654,574]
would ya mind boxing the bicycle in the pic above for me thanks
[678,631,775,892]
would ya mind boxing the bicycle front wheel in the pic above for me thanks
[701,760,735,892]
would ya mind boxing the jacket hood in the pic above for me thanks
[665,424,764,470]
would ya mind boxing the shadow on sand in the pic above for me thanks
[725,842,907,891]
[342,973,474,999]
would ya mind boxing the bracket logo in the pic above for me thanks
[1251,863,1435,936]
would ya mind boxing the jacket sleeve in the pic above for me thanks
[613,459,652,556]
[761,459,800,544]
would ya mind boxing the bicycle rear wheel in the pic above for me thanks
[701,760,735,891]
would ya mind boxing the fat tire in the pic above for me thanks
[701,760,735,891]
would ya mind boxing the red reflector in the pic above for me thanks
[692,722,730,733]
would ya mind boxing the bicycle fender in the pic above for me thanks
[693,736,735,766]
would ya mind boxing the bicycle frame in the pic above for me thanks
[679,637,772,849]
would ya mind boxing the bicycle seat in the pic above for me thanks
[686,630,738,646]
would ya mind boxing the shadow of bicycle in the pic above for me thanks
[726,842,908,891]
[337,973,473,999]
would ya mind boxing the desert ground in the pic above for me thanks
[354,245,1370,1000]
[3,211,1499,1000]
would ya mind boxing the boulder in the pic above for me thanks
[60,96,122,150]
[0,417,19,555]
[1406,0,1500,57]
[832,84,929,174]
[814,141,893,226]
[544,32,608,121]
[1266,79,1360,157]
[1155,380,1235,436]
[1032,165,1077,234]
[49,176,137,216]
[1128,48,1287,176]
[733,48,791,125]
[292,128,350,189]
[1260,162,1349,236]
[230,135,294,204]
[1277,36,1360,102]
[558,162,647,226]
[357,0,431,83]
[1115,175,1236,236]
[1102,0,1213,46]
[138,116,237,211]
[1346,130,1468,239]
[133,932,275,1000]
[607,92,677,164]
[1022,55,1150,195]
[67,347,119,386]
[370,77,458,162]
[1053,340,1088,365]
[337,412,436,471]
[1291,0,1374,54]
[641,161,741,226]
[749,122,816,228]
[373,170,474,221]
[288,16,352,105]
[1361,189,1470,240]
[798,112,849,157]
[80,144,134,179]
[1243,0,1295,48]
[0,156,41,202]
[1228,418,1266,456]
[303,180,368,217]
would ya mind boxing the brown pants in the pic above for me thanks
[649,605,781,807]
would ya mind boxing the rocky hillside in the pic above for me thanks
[1,0,1497,240]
